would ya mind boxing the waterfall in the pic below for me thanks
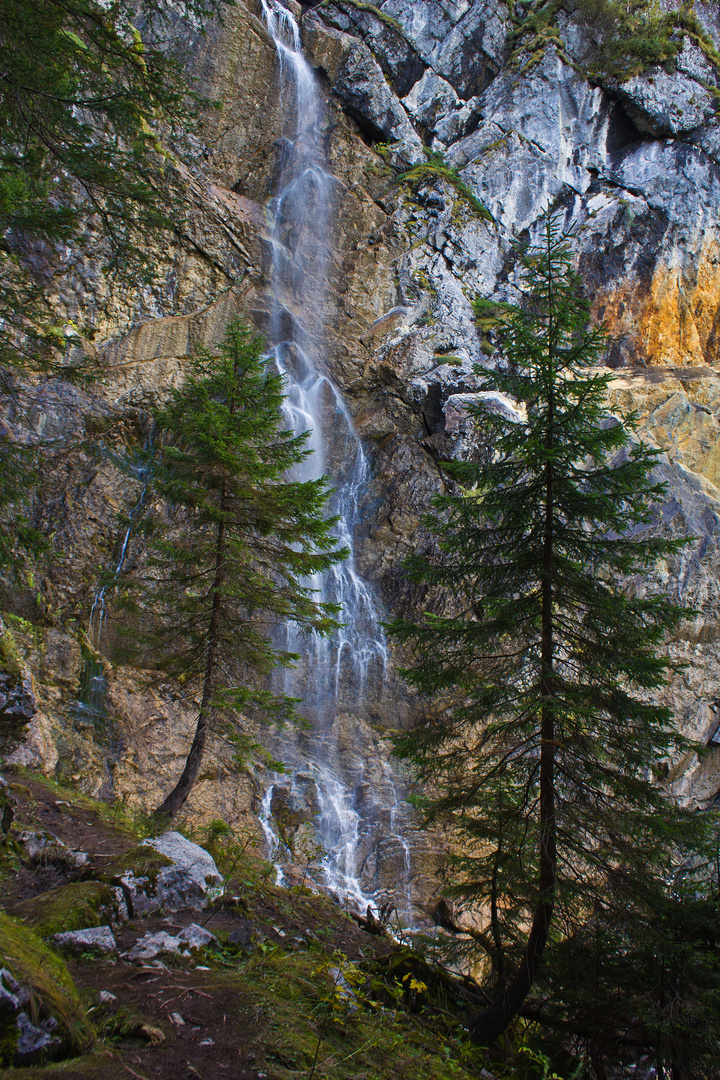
[75,455,151,724]
[259,0,409,920]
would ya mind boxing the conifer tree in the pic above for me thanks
[124,320,345,819]
[389,215,715,1055]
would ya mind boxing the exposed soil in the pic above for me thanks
[1,771,425,1080]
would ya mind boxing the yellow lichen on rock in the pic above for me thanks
[597,234,720,367]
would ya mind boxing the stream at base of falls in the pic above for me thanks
[258,0,415,923]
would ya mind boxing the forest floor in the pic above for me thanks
[0,771,493,1080]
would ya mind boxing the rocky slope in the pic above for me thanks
[3,0,720,918]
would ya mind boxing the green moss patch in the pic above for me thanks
[0,911,93,1066]
[396,156,493,221]
[13,881,123,937]
[102,844,173,884]
[510,0,720,87]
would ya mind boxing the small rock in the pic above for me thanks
[51,926,117,955]
[125,931,181,962]
[199,1038,215,1047]
[228,922,254,947]
[169,1012,185,1026]
[98,990,117,1006]
[178,922,217,952]
[140,1023,165,1046]
[15,1010,60,1064]
[0,967,29,1011]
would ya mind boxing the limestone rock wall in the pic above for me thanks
[4,0,720,917]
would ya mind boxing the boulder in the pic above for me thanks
[51,926,117,956]
[109,832,224,914]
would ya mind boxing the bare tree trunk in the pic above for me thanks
[156,486,227,819]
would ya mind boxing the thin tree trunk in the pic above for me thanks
[157,484,228,819]
[469,263,558,1044]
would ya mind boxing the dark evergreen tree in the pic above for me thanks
[389,215,717,1063]
[123,320,345,818]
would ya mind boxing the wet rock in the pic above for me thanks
[51,926,117,956]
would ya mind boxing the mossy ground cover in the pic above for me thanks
[11,881,123,937]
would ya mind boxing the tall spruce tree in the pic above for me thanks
[123,320,345,818]
[389,215,716,1057]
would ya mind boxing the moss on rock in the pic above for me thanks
[13,880,124,937]
[103,843,173,883]
[0,911,93,1066]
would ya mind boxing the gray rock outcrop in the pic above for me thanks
[122,833,224,913]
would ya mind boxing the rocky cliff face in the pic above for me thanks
[4,0,720,920]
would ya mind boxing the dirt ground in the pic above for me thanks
[0,773,409,1080]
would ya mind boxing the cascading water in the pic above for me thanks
[74,456,151,724]
[259,0,411,920]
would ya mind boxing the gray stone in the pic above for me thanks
[0,967,28,1012]
[0,674,36,724]
[97,990,117,1006]
[304,16,425,167]
[14,1011,60,1064]
[125,930,182,962]
[380,0,509,98]
[402,70,478,145]
[314,2,425,97]
[127,831,224,913]
[51,926,117,955]
[177,922,217,951]
[602,41,719,137]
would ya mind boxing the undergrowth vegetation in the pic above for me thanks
[396,152,494,220]
[510,0,720,86]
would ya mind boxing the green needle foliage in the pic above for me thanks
[122,320,346,818]
[388,214,718,1067]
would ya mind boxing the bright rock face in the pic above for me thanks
[4,0,720,919]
